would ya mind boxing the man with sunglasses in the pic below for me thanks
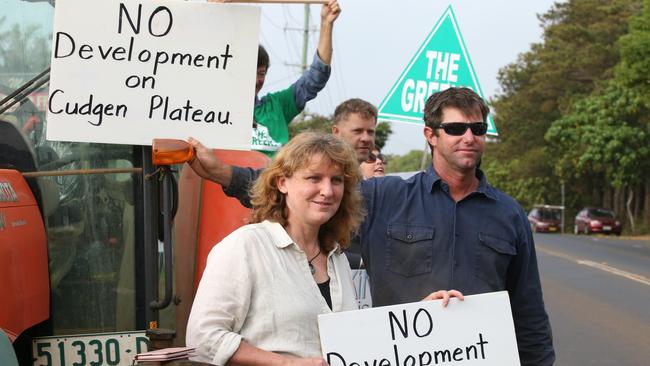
[359,87,554,366]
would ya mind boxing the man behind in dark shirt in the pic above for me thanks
[359,87,554,365]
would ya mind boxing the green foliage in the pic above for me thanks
[545,0,650,192]
[288,113,332,139]
[487,0,649,231]
[385,150,430,174]
[482,145,559,209]
[470,0,650,231]
[546,82,650,187]
[615,0,650,108]
[0,16,51,85]
[491,0,638,160]
[482,158,554,209]
[374,122,392,150]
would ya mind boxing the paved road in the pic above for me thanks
[534,233,650,365]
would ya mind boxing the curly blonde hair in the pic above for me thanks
[250,132,364,252]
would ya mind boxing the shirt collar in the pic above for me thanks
[426,165,499,201]
[425,165,442,192]
[264,220,294,248]
[475,169,499,200]
[264,220,341,254]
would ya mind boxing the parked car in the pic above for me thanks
[528,207,562,233]
[574,207,622,235]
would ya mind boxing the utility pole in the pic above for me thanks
[419,142,429,171]
[301,4,310,72]
[560,181,564,234]
[285,5,313,71]
[283,5,315,120]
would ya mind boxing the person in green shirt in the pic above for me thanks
[252,0,341,157]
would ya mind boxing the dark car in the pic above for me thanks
[574,207,622,235]
[528,207,562,233]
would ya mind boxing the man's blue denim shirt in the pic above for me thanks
[359,167,555,366]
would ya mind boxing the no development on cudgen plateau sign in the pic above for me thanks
[46,0,260,149]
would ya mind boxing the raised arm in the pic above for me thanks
[291,0,341,111]
[317,0,341,65]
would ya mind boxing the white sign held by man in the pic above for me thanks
[318,291,520,366]
[47,0,260,149]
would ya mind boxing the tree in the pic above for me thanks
[288,113,332,138]
[484,0,646,232]
[385,150,430,174]
[374,122,392,150]
[0,17,51,86]
[617,0,650,228]
[545,0,650,231]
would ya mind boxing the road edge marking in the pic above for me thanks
[537,247,650,287]
[576,260,650,286]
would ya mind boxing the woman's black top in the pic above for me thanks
[317,279,332,310]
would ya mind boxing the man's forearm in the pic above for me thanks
[317,20,334,64]
[207,163,233,188]
[222,166,262,209]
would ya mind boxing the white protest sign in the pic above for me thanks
[319,291,520,366]
[46,0,260,149]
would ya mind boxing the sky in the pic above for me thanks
[256,0,560,155]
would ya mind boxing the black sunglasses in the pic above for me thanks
[366,152,388,164]
[434,122,488,136]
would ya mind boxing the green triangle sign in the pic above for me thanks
[378,5,497,135]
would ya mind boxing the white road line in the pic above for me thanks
[576,260,650,287]
[538,247,650,287]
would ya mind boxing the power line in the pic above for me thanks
[331,31,348,102]
[259,31,283,64]
[262,11,284,30]
[282,6,302,66]
[283,3,303,26]
[305,20,335,113]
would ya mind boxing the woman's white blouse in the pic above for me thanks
[186,220,359,365]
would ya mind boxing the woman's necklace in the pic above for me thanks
[307,247,321,275]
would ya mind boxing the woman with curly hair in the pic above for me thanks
[187,132,460,366]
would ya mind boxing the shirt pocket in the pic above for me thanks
[475,232,517,289]
[386,223,435,277]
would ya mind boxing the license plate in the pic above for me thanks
[32,331,149,366]
[549,227,557,232]
[603,225,612,231]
